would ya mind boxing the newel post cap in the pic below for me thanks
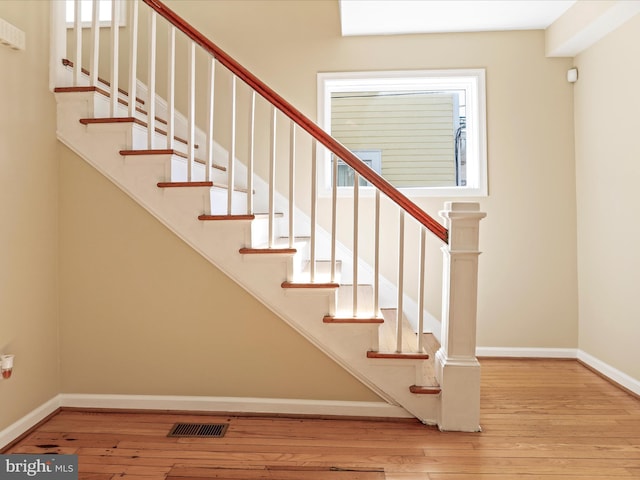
[439,201,486,218]
[439,202,486,251]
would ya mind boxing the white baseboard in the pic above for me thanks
[476,347,578,358]
[58,393,412,419]
[0,394,409,449]
[0,396,60,450]
[477,346,639,396]
[577,350,640,396]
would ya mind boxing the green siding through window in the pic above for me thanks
[331,92,457,187]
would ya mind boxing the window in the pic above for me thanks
[318,69,487,197]
[65,0,126,27]
[337,149,382,187]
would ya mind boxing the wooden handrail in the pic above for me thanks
[142,0,448,243]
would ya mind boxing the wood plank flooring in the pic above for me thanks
[5,359,640,479]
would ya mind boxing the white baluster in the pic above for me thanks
[353,171,359,316]
[418,227,426,352]
[228,75,237,213]
[310,141,317,282]
[247,91,255,215]
[268,105,276,244]
[396,210,405,352]
[73,0,81,86]
[374,189,380,315]
[166,25,175,149]
[127,0,138,117]
[90,0,99,87]
[205,57,215,182]
[147,10,156,147]
[289,123,295,248]
[109,0,120,116]
[330,155,338,283]
[186,41,196,180]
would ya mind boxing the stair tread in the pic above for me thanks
[55,85,140,114]
[157,181,250,193]
[120,149,226,172]
[255,213,286,219]
[199,214,256,221]
[61,58,145,105]
[240,247,297,255]
[374,309,440,387]
[367,351,430,360]
[79,117,198,148]
[157,181,213,188]
[409,384,441,395]
[199,212,284,222]
[56,82,170,130]
[379,308,438,355]
[281,281,339,289]
[323,315,384,324]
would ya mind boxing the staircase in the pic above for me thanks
[51,0,485,431]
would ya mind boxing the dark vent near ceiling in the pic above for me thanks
[168,422,229,438]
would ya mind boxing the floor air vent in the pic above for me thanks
[168,422,229,438]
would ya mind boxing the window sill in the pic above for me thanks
[66,23,126,28]
[319,185,487,199]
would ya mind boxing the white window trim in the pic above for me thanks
[65,0,127,28]
[317,69,488,198]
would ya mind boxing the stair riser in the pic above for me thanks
[123,155,173,189]
[158,187,215,217]
[323,324,380,352]
[248,216,289,248]
[129,126,190,155]
[171,157,227,185]
[210,188,248,216]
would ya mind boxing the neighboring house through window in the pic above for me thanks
[318,69,487,197]
[337,149,382,187]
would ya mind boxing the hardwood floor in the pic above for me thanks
[5,359,640,479]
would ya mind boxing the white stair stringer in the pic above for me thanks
[54,90,441,425]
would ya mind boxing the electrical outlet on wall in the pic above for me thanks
[1,354,14,379]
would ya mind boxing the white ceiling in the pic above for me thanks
[339,0,577,36]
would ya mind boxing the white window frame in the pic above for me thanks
[65,0,127,28]
[317,69,488,197]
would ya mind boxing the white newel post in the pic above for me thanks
[436,202,486,432]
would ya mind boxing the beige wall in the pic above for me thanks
[0,1,60,430]
[13,0,634,432]
[58,149,379,401]
[163,0,579,350]
[574,14,640,380]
